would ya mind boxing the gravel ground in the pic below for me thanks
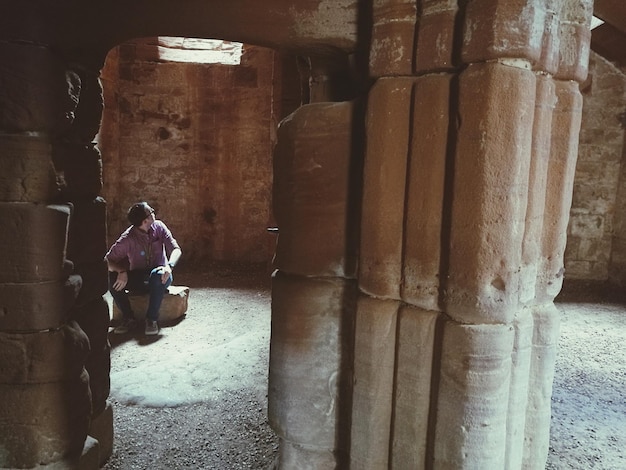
[103,267,279,470]
[102,270,625,469]
[548,281,625,470]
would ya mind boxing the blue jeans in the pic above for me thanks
[109,268,172,322]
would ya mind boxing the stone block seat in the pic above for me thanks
[110,285,190,326]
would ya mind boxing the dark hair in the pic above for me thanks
[127,202,154,227]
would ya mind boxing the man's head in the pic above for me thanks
[127,202,155,227]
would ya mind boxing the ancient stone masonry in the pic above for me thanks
[350,1,592,469]
[0,0,597,468]
[269,101,359,468]
[0,41,109,467]
[566,52,626,283]
[58,63,115,468]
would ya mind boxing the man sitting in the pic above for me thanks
[105,201,182,335]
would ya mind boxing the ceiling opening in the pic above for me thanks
[156,37,243,65]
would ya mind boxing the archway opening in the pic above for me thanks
[96,37,305,467]
[97,37,290,268]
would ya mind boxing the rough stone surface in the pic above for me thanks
[72,70,104,143]
[111,285,190,324]
[268,271,355,467]
[89,402,114,467]
[0,368,91,468]
[537,80,583,302]
[56,142,103,200]
[0,203,71,283]
[537,3,561,74]
[73,296,112,416]
[446,62,535,324]
[462,0,545,65]
[350,294,398,469]
[505,310,534,468]
[520,74,555,306]
[369,0,417,77]
[0,321,89,384]
[0,277,78,331]
[0,134,58,202]
[415,4,457,72]
[433,322,515,468]
[66,197,108,267]
[401,72,451,311]
[73,261,109,308]
[566,52,626,282]
[555,1,593,82]
[359,77,415,299]
[272,101,356,278]
[100,270,624,470]
[522,303,560,468]
[390,306,439,469]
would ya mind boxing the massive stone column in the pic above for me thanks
[523,2,590,467]
[0,42,98,468]
[352,0,592,469]
[269,100,359,468]
[352,1,449,469]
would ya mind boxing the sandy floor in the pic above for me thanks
[102,269,625,469]
[548,282,625,470]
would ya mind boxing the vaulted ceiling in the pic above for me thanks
[593,0,626,68]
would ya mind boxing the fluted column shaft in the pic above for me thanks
[353,1,593,469]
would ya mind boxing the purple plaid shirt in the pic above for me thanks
[105,220,180,271]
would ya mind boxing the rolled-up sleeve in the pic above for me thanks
[159,221,180,255]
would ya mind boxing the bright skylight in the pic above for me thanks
[157,37,243,65]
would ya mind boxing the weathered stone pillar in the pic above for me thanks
[523,3,590,466]
[0,42,97,468]
[438,61,535,469]
[352,0,592,469]
[507,72,556,469]
[60,64,114,467]
[269,101,358,468]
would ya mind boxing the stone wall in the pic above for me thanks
[99,40,277,266]
[565,52,626,281]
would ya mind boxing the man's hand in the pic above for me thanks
[113,271,128,291]
[159,265,172,284]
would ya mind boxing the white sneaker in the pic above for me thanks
[145,320,159,336]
